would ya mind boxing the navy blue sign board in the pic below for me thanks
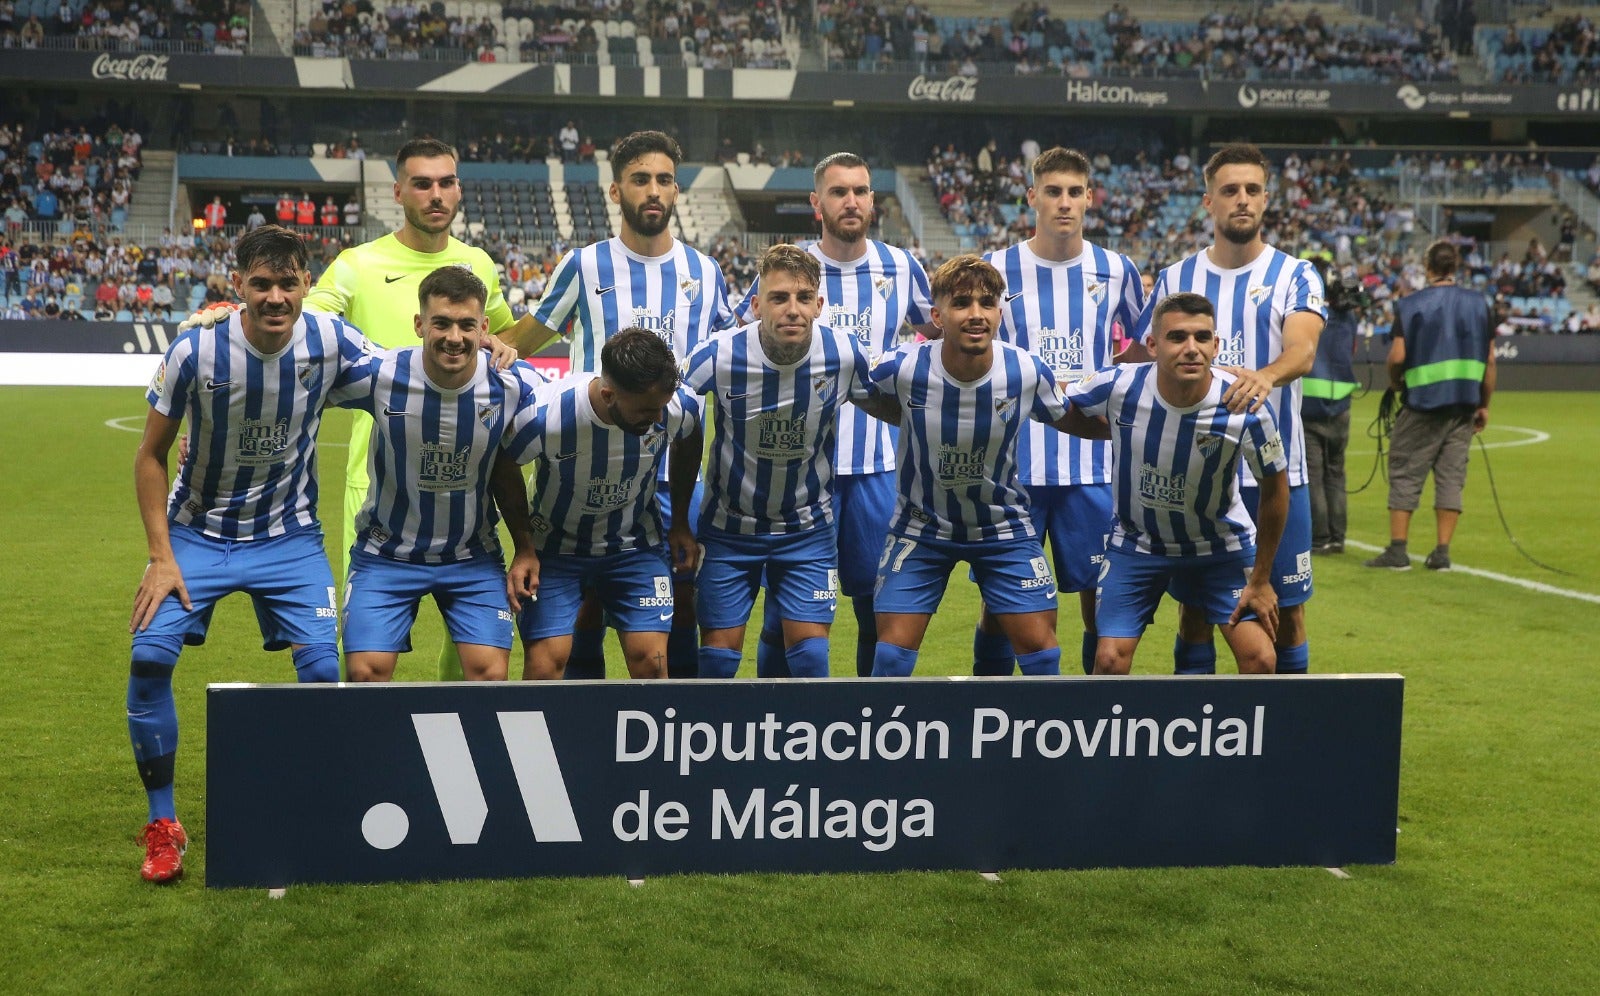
[206,676,1402,888]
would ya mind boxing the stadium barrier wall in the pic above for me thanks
[4,50,1600,118]
[206,675,1403,888]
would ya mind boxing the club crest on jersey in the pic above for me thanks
[812,375,835,401]
[994,397,1019,423]
[418,443,471,492]
[1247,284,1273,306]
[1036,328,1085,373]
[235,416,290,466]
[640,426,666,453]
[297,362,319,390]
[477,402,501,427]
[1085,280,1106,305]
[1138,463,1187,511]
[873,275,894,298]
[1196,433,1223,457]
[678,277,701,303]
[937,444,987,489]
[753,411,809,459]
[583,476,635,512]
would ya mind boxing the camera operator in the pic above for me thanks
[1302,256,1362,555]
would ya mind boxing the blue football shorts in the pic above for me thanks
[697,524,838,629]
[342,549,512,652]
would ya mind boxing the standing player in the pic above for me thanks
[978,146,1145,676]
[670,244,874,679]
[1066,292,1287,674]
[1134,144,1325,676]
[738,152,936,678]
[864,255,1100,678]
[335,267,545,682]
[511,130,733,679]
[126,226,376,883]
[501,328,700,680]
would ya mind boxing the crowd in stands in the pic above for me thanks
[0,0,250,54]
[1487,14,1600,84]
[295,0,501,61]
[1,119,146,242]
[821,2,1457,81]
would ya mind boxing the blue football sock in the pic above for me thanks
[1016,647,1062,676]
[756,601,791,678]
[127,638,182,823]
[667,623,699,679]
[786,636,830,678]
[872,642,919,677]
[1174,636,1217,675]
[565,627,606,680]
[1080,631,1098,676]
[853,595,878,678]
[291,643,340,683]
[698,645,741,679]
[1277,641,1309,674]
[972,626,1015,676]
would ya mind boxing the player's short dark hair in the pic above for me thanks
[930,254,1004,302]
[612,131,682,171]
[1151,291,1216,331]
[1425,239,1460,277]
[1203,143,1271,187]
[759,243,820,288]
[1030,147,1092,184]
[418,265,487,311]
[396,138,458,171]
[234,224,308,275]
[602,327,679,394]
[813,152,870,187]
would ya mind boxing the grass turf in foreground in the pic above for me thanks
[0,387,1596,993]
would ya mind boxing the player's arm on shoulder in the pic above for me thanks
[1263,309,1325,385]
[1051,404,1110,439]
[131,407,190,632]
[497,312,563,358]
[853,350,905,424]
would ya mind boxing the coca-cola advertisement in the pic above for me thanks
[905,74,978,103]
[90,53,171,82]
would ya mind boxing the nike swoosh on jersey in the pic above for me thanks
[203,378,232,391]
[659,610,674,621]
[383,406,414,417]
[554,450,579,461]
[725,392,750,401]
[594,286,616,296]
[384,275,405,284]
[1005,292,1026,303]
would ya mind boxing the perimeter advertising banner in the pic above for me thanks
[207,675,1403,888]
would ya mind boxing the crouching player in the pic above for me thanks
[127,226,376,882]
[1064,292,1287,674]
[336,266,545,682]
[501,327,700,679]
[863,255,1102,677]
[671,244,874,678]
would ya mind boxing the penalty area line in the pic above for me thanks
[1345,540,1600,605]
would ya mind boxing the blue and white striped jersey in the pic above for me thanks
[146,310,376,542]
[1067,364,1288,559]
[334,350,546,564]
[986,239,1145,487]
[533,236,734,372]
[735,241,933,476]
[681,321,873,536]
[501,373,702,557]
[867,340,1067,543]
[1133,246,1325,485]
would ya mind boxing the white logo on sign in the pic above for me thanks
[907,74,978,102]
[1396,85,1427,111]
[359,712,581,850]
[91,53,169,81]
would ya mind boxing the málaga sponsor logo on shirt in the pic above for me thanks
[936,444,987,488]
[1138,463,1187,511]
[754,411,809,459]
[906,74,978,102]
[1037,328,1085,372]
[90,53,169,82]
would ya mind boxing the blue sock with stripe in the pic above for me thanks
[565,626,606,680]
[698,645,741,679]
[785,637,830,678]
[128,636,182,823]
[1016,647,1062,676]
[972,626,1015,676]
[291,644,340,683]
[872,642,919,677]
[1277,641,1309,674]
[1174,636,1217,675]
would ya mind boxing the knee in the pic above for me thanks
[1093,648,1131,675]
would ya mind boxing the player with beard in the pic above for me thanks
[181,138,536,681]
[735,152,936,679]
[1131,144,1326,676]
[508,130,733,679]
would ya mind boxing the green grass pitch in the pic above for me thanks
[1,385,1597,993]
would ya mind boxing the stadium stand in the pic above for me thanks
[0,0,249,53]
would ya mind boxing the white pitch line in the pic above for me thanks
[1345,423,1549,457]
[1344,540,1600,604]
[104,415,347,447]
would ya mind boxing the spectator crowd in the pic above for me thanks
[0,0,250,54]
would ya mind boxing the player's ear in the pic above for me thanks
[414,312,423,340]
[930,304,943,332]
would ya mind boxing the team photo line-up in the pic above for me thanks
[130,129,1432,882]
